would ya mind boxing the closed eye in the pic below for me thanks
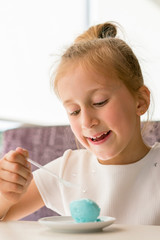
[93,99,109,106]
[69,109,80,116]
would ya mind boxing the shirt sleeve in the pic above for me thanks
[33,149,72,215]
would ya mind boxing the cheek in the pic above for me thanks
[69,118,80,138]
[102,100,137,127]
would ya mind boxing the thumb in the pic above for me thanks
[16,147,29,158]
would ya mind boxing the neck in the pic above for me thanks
[98,137,151,165]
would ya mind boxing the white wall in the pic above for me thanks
[90,0,160,121]
[0,0,159,127]
[0,0,86,126]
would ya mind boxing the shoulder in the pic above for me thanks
[150,142,160,155]
[33,149,94,181]
[146,142,160,167]
[39,148,95,169]
[153,142,160,148]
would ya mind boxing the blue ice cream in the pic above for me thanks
[70,198,101,223]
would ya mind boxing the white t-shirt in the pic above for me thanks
[33,142,160,225]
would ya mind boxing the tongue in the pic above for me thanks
[98,134,107,141]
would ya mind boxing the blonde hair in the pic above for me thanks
[53,22,144,98]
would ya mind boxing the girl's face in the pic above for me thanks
[58,64,147,164]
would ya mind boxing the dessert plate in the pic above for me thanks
[38,216,116,233]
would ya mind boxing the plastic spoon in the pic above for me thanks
[27,158,79,189]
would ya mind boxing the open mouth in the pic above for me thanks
[89,130,111,142]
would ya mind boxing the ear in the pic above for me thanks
[136,85,150,116]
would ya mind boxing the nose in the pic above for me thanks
[81,108,99,129]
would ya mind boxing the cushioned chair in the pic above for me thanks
[1,121,160,220]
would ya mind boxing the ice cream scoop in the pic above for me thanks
[70,198,101,223]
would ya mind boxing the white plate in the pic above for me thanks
[38,216,116,233]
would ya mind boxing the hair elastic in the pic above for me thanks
[99,24,116,39]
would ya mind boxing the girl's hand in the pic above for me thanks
[0,147,33,204]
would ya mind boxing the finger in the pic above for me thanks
[0,169,27,186]
[0,173,33,193]
[0,179,25,194]
[1,160,32,181]
[16,147,29,158]
[5,151,29,169]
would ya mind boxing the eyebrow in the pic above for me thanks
[63,99,74,106]
[63,88,108,106]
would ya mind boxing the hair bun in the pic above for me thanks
[98,23,117,39]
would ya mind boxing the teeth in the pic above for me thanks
[91,132,108,141]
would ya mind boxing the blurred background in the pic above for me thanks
[0,0,160,131]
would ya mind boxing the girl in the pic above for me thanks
[0,22,160,225]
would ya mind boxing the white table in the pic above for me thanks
[0,221,160,240]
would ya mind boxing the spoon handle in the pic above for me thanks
[27,158,78,189]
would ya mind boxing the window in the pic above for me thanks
[0,0,87,125]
